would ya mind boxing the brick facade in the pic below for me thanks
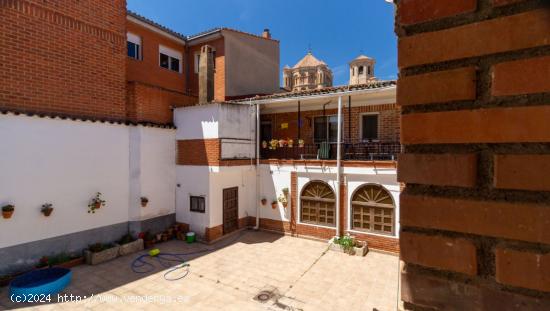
[0,0,127,121]
[261,103,399,144]
[176,139,254,166]
[396,0,550,308]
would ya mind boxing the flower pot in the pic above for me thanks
[298,143,304,148]
[156,233,162,241]
[262,141,267,149]
[56,257,84,269]
[94,201,101,210]
[2,210,14,219]
[161,234,168,242]
[278,142,285,147]
[271,202,278,209]
[329,241,369,257]
[140,201,148,207]
[118,239,144,256]
[261,199,267,205]
[84,245,120,265]
[42,208,54,217]
[282,202,288,208]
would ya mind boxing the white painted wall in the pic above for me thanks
[175,165,211,235]
[174,104,219,140]
[0,115,176,248]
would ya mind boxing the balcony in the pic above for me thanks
[260,141,401,161]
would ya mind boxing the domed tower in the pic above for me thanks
[283,51,332,91]
[349,55,376,85]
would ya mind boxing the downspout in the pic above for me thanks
[335,96,342,237]
[254,101,260,230]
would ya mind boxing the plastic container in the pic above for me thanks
[10,267,72,296]
[186,232,196,243]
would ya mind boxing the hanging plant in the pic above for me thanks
[269,139,278,150]
[287,139,294,148]
[41,203,54,217]
[298,139,304,148]
[140,196,149,207]
[88,192,106,213]
[271,200,278,209]
[261,141,268,149]
[2,204,15,219]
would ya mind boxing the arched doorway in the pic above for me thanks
[351,184,395,235]
[300,181,336,227]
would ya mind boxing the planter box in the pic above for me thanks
[84,245,120,265]
[118,239,143,256]
[55,257,84,269]
[329,242,368,257]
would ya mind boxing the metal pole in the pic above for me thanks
[298,101,301,141]
[254,102,260,230]
[348,95,351,142]
[336,96,342,237]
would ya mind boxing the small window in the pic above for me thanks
[362,114,378,141]
[159,45,182,73]
[160,53,170,69]
[127,41,140,60]
[367,66,372,75]
[358,66,364,75]
[127,32,141,60]
[190,196,205,213]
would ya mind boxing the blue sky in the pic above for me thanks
[127,0,397,86]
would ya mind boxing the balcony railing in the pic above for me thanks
[260,141,401,161]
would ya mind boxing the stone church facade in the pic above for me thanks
[282,52,333,91]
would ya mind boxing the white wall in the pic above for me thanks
[175,165,211,235]
[174,104,219,140]
[0,115,177,248]
[0,115,129,248]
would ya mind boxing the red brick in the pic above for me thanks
[492,56,550,97]
[177,139,220,166]
[401,269,550,310]
[494,154,550,192]
[398,67,477,106]
[398,0,477,25]
[400,232,477,275]
[399,10,550,68]
[398,153,477,187]
[400,194,550,244]
[495,247,550,292]
[401,106,550,144]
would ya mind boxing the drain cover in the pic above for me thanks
[254,290,273,303]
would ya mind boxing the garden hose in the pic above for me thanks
[130,229,249,280]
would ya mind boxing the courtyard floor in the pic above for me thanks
[0,230,399,311]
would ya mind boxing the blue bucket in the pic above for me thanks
[10,267,72,296]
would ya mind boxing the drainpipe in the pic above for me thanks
[335,96,342,237]
[254,101,260,230]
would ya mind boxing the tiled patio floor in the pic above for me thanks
[0,231,399,310]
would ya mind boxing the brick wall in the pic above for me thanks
[126,20,187,94]
[261,103,399,144]
[126,82,196,124]
[0,0,126,120]
[176,139,254,166]
[396,0,550,309]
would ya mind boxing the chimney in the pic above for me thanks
[198,45,214,104]
[262,28,271,39]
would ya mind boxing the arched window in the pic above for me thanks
[358,66,364,75]
[351,184,395,235]
[300,181,335,227]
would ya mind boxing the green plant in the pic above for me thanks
[281,187,289,195]
[118,233,136,245]
[334,235,356,254]
[88,243,113,253]
[88,192,106,213]
[2,204,14,212]
[36,253,75,268]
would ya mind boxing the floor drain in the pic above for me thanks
[254,290,273,303]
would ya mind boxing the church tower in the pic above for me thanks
[283,51,333,91]
[349,55,376,85]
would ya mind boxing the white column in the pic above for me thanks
[336,96,342,237]
[254,102,260,229]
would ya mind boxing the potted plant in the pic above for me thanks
[261,198,267,205]
[36,253,83,269]
[41,203,54,217]
[278,193,288,208]
[269,139,278,150]
[2,204,15,219]
[117,233,144,256]
[330,235,368,257]
[140,196,149,207]
[278,139,286,148]
[271,200,278,209]
[84,242,120,265]
[261,141,268,149]
[87,192,105,213]
[287,139,294,148]
[298,139,304,148]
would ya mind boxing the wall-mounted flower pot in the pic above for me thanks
[140,197,148,207]
[118,239,144,256]
[42,207,54,217]
[271,202,278,209]
[282,202,288,208]
[2,210,14,219]
[261,198,267,205]
[84,245,119,265]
